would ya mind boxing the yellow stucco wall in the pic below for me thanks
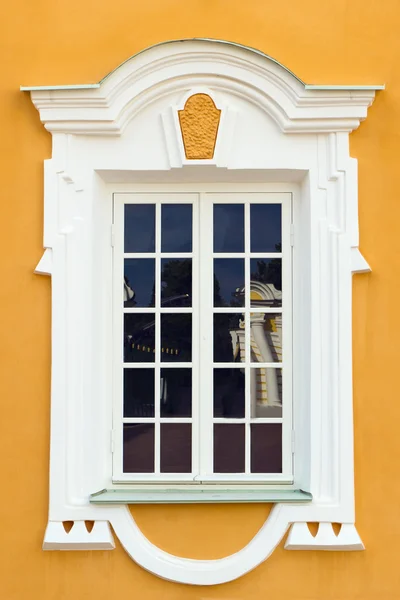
[1,1,400,597]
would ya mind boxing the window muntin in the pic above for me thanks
[113,192,292,484]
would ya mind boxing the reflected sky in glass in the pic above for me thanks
[161,204,192,252]
[125,204,155,253]
[213,204,244,252]
[250,204,281,252]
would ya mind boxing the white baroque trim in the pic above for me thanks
[23,39,381,584]
[285,522,364,551]
[43,520,115,551]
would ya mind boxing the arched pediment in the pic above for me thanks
[22,39,382,135]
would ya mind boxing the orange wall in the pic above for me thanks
[1,1,400,598]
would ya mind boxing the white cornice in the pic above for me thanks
[21,39,383,136]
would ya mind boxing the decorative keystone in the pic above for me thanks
[178,94,221,159]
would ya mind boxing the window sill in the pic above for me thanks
[89,488,312,504]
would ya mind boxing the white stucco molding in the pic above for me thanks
[22,39,383,136]
[24,39,381,584]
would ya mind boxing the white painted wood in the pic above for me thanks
[25,39,378,582]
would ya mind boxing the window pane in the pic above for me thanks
[250,259,282,307]
[213,424,245,473]
[124,204,155,253]
[161,204,192,252]
[250,204,281,252]
[213,204,244,252]
[250,368,282,418]
[124,313,155,363]
[214,258,245,307]
[250,313,282,363]
[161,314,192,362]
[124,368,155,417]
[214,368,245,418]
[214,313,245,362]
[124,259,155,307]
[161,258,192,307]
[160,424,192,473]
[251,424,282,473]
[123,424,154,473]
[160,368,192,417]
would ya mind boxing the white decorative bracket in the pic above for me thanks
[22,39,383,584]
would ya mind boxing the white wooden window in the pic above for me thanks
[112,192,292,484]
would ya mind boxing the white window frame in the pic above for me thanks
[112,191,293,485]
[23,39,383,584]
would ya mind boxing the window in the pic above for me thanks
[112,192,292,485]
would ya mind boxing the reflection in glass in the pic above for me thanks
[124,259,155,307]
[124,369,155,417]
[250,204,281,252]
[123,424,154,473]
[161,314,192,362]
[250,313,282,363]
[160,424,192,472]
[251,424,282,473]
[213,204,244,253]
[214,424,245,473]
[124,204,155,253]
[250,259,282,307]
[213,369,245,418]
[214,313,245,362]
[161,259,192,308]
[250,368,282,418]
[161,204,192,252]
[214,259,244,307]
[124,313,155,363]
[160,368,192,417]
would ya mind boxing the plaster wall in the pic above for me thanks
[0,1,398,598]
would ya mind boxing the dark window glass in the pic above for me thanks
[214,313,245,362]
[161,314,192,362]
[124,369,155,417]
[213,369,245,417]
[213,204,244,252]
[160,368,192,417]
[161,258,192,308]
[160,424,192,473]
[124,259,155,307]
[250,204,281,253]
[250,368,282,418]
[250,259,282,307]
[124,313,155,363]
[214,258,244,307]
[124,204,155,253]
[213,424,245,473]
[161,204,192,252]
[250,424,282,473]
[249,313,282,363]
[123,424,154,473]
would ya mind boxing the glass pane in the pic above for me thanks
[123,424,154,473]
[161,258,192,307]
[250,259,282,307]
[124,368,155,417]
[160,368,192,417]
[213,368,245,418]
[251,424,282,473]
[161,314,192,362]
[124,259,155,307]
[214,313,245,362]
[250,368,282,418]
[124,204,155,253]
[213,424,245,473]
[124,314,155,363]
[250,313,282,363]
[250,204,281,252]
[213,204,244,252]
[160,424,192,473]
[214,259,244,307]
[161,204,192,252]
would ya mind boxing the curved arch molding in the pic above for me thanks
[25,39,381,585]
